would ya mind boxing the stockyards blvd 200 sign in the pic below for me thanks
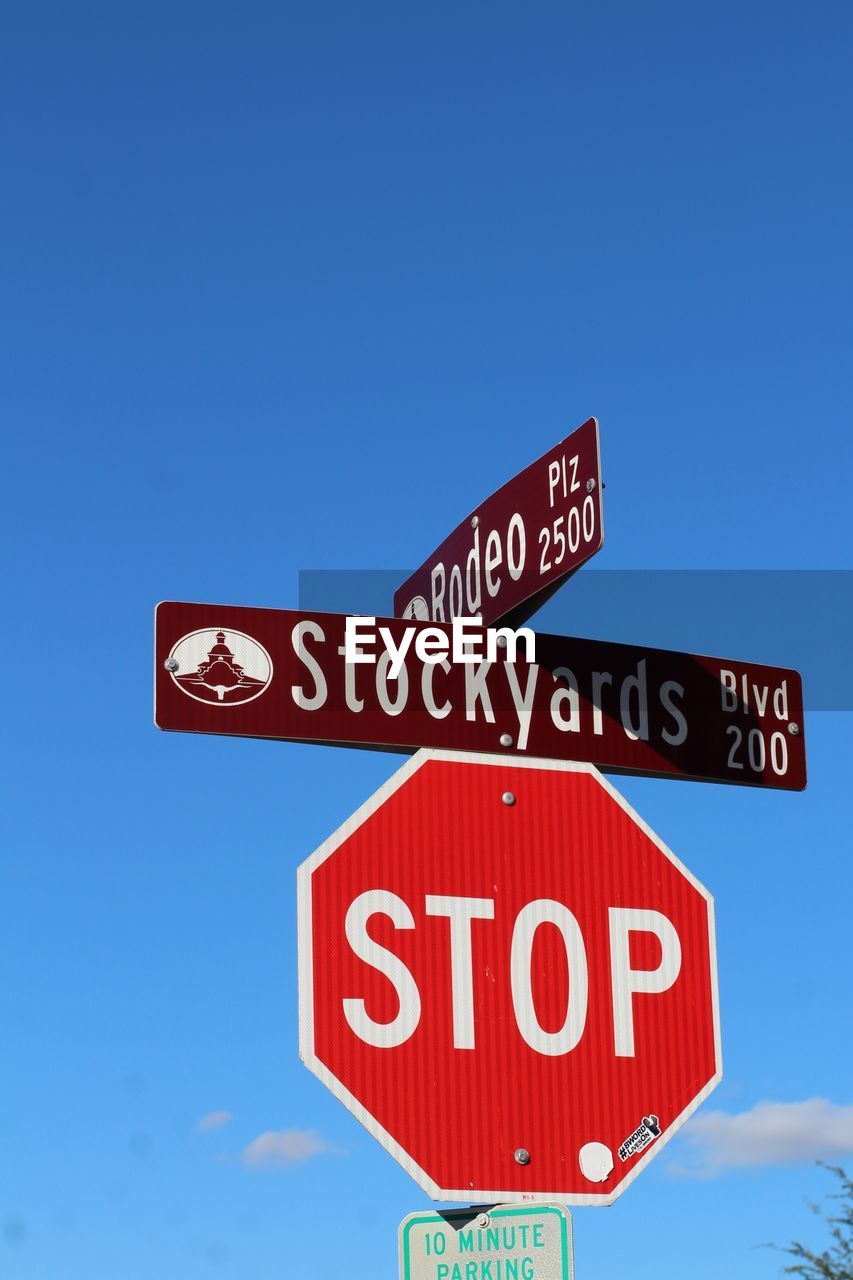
[155,602,806,789]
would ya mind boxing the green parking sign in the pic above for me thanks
[399,1204,573,1280]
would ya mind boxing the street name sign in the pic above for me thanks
[394,418,603,628]
[297,750,721,1204]
[155,601,807,789]
[399,1204,573,1280]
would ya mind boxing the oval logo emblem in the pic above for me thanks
[167,628,273,706]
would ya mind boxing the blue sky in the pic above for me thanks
[1,2,851,1277]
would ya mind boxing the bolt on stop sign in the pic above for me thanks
[297,750,721,1205]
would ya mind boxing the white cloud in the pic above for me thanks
[672,1098,853,1176]
[197,1111,233,1133]
[242,1128,336,1169]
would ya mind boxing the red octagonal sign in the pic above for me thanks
[297,750,721,1204]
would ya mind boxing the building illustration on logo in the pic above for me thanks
[168,629,273,706]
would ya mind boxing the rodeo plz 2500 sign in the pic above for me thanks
[395,417,603,628]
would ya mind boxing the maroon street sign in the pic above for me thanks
[394,417,603,628]
[155,601,806,790]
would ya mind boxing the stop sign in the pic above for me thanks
[297,750,721,1204]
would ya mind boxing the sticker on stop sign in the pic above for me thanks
[297,750,721,1205]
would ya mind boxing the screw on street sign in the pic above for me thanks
[154,601,806,789]
[399,1204,573,1280]
[297,750,721,1204]
[394,418,603,628]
